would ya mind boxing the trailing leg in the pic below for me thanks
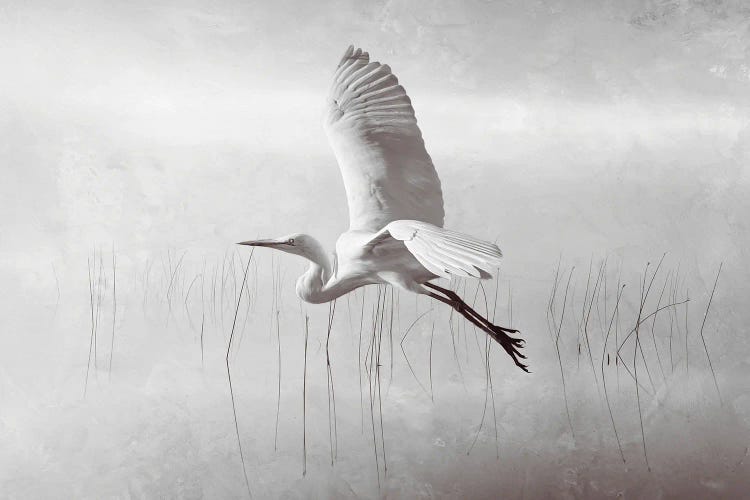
[423,283,528,372]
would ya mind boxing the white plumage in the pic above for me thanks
[366,220,503,280]
[324,46,444,232]
[239,46,527,371]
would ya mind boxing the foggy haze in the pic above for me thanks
[1,1,749,498]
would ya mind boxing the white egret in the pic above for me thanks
[239,46,527,371]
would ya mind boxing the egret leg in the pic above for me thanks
[423,283,528,372]
[425,282,519,334]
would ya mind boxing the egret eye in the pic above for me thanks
[288,238,295,245]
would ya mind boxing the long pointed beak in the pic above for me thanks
[236,239,281,247]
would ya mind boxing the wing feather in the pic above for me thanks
[325,45,445,232]
[350,66,392,91]
[348,94,411,112]
[340,62,381,90]
[421,241,483,278]
[366,220,503,280]
[405,239,451,278]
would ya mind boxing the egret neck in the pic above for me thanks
[293,236,359,304]
[294,238,331,303]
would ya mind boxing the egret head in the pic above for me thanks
[237,233,321,259]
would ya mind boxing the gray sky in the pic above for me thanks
[1,0,748,269]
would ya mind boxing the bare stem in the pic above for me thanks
[226,253,254,498]
[699,263,723,405]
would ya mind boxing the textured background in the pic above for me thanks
[1,1,749,498]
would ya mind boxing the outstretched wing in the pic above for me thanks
[324,46,444,233]
[365,220,503,280]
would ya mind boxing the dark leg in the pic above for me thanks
[424,283,528,372]
[425,282,519,334]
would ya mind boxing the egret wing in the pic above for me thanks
[324,46,444,233]
[365,220,503,280]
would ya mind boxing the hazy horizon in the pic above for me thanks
[2,1,749,498]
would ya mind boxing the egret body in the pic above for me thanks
[239,46,527,371]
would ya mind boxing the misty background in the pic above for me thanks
[1,1,749,498]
